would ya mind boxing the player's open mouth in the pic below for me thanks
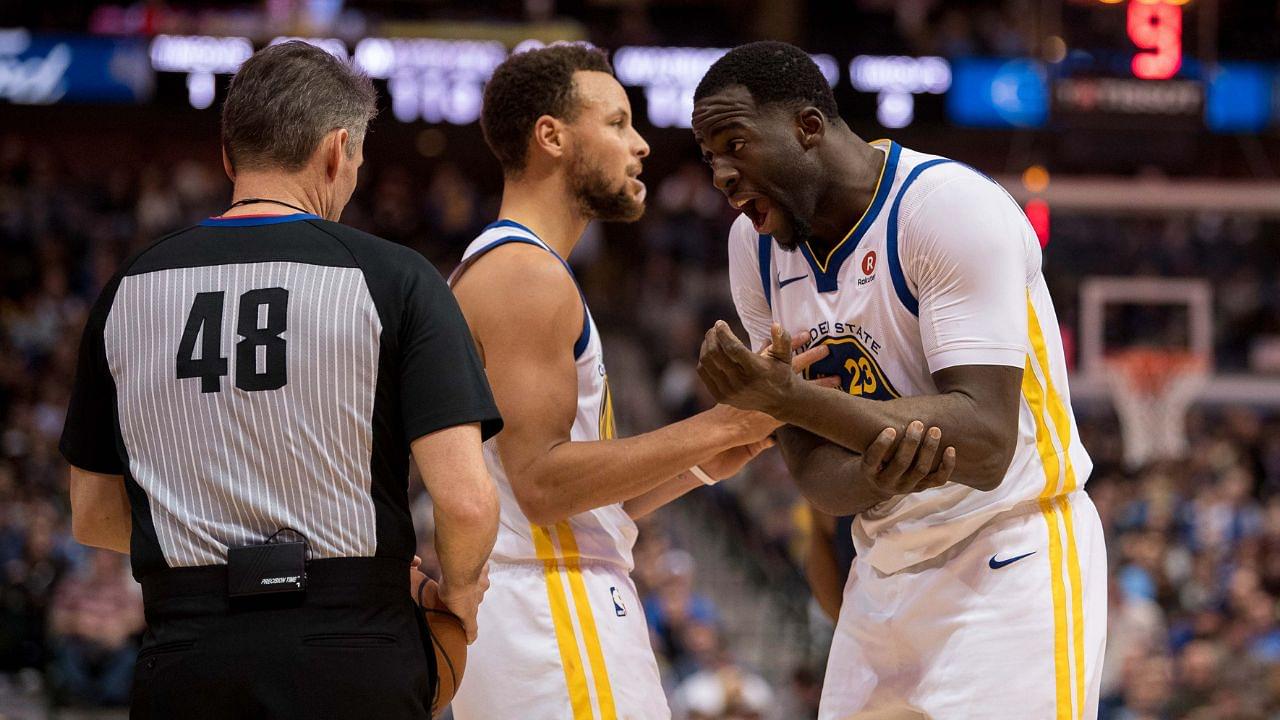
[628,176,646,202]
[735,194,773,234]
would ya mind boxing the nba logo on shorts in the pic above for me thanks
[610,587,627,616]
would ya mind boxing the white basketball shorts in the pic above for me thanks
[451,559,669,720]
[819,490,1107,720]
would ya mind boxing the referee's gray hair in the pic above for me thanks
[221,40,377,172]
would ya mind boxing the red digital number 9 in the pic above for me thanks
[1128,1,1182,80]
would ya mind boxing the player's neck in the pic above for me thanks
[225,172,326,219]
[807,137,886,250]
[496,177,588,260]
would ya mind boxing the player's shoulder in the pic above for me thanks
[460,232,573,290]
[894,146,992,198]
[453,230,580,323]
[893,146,1016,220]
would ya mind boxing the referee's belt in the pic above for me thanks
[141,556,407,609]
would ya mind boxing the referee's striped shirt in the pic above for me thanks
[60,212,502,578]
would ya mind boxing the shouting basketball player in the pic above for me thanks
[693,42,1107,720]
[446,43,822,720]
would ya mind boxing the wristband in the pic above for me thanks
[690,465,717,486]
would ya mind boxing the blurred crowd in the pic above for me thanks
[3,131,1280,720]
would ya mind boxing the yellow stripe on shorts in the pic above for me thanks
[1038,498,1073,720]
[555,522,618,720]
[1025,358,1073,719]
[1027,291,1088,717]
[531,524,594,720]
[1059,495,1087,718]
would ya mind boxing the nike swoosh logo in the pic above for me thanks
[778,275,808,288]
[988,551,1035,569]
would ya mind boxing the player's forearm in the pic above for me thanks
[777,427,890,515]
[68,468,131,554]
[804,520,845,622]
[432,475,499,587]
[72,518,131,554]
[512,411,751,525]
[623,471,704,519]
[771,382,1009,490]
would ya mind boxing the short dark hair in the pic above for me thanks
[481,43,613,176]
[694,41,840,124]
[222,41,377,172]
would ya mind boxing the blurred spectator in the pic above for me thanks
[46,551,143,707]
[643,549,721,679]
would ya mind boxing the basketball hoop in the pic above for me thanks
[1104,348,1208,471]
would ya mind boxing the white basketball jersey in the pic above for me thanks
[453,220,637,570]
[728,141,1092,574]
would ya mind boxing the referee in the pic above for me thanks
[59,41,502,719]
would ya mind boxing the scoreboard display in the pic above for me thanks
[1053,0,1204,128]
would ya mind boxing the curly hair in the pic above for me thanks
[480,43,614,176]
[694,41,840,124]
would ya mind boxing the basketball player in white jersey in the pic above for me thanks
[693,43,1107,720]
[446,44,828,720]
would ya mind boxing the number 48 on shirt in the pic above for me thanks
[175,287,289,393]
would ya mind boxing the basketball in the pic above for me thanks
[413,573,468,716]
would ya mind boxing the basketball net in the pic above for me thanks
[1104,348,1208,471]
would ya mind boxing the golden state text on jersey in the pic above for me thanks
[797,321,901,400]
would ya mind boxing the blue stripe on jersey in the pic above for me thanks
[886,158,955,317]
[757,234,773,309]
[468,232,592,360]
[797,141,901,293]
[199,213,321,227]
[482,218,536,235]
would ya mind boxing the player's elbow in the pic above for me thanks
[806,492,859,518]
[966,427,1018,492]
[509,474,569,526]
[436,477,500,528]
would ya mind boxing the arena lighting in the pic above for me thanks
[612,46,727,128]
[352,37,506,80]
[149,34,252,74]
[613,46,837,129]
[849,55,950,129]
[186,70,215,109]
[849,55,950,94]
[353,37,506,124]
[1023,199,1050,248]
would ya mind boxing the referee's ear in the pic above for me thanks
[322,128,350,182]
[221,146,236,183]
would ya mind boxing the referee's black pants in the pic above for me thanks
[133,557,435,720]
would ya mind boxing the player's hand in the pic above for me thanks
[763,330,830,373]
[437,562,490,645]
[699,436,775,481]
[699,322,816,416]
[860,422,956,498]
